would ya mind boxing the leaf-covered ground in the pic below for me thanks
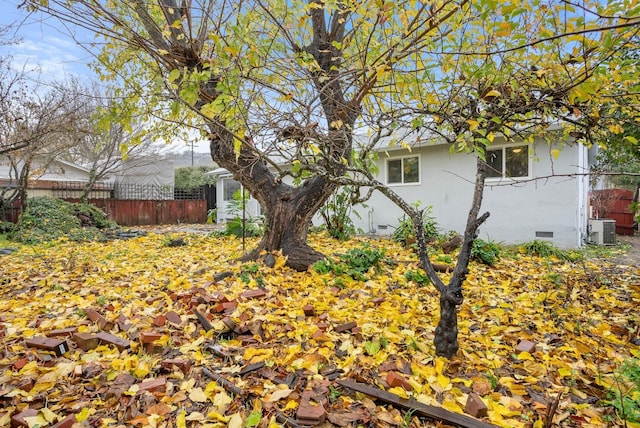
[0,230,638,427]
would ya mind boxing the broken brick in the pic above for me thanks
[95,332,131,351]
[116,314,132,332]
[15,378,35,392]
[85,308,114,331]
[72,332,100,351]
[194,308,213,332]
[241,289,267,300]
[311,330,332,342]
[334,321,357,333]
[136,377,167,394]
[296,391,327,425]
[139,331,164,344]
[25,337,69,356]
[145,295,163,305]
[515,339,536,354]
[50,414,77,428]
[153,315,166,327]
[213,300,238,313]
[316,322,328,331]
[386,371,412,391]
[10,409,39,428]
[161,359,191,375]
[464,392,488,418]
[371,297,385,305]
[45,327,78,337]
[303,304,316,316]
[13,357,29,371]
[165,311,182,326]
[222,317,237,332]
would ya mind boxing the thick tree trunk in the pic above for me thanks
[209,121,341,270]
[242,181,333,271]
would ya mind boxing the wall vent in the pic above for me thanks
[535,231,554,238]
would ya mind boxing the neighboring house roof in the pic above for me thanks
[0,158,95,182]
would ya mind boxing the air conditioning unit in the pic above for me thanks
[589,219,616,245]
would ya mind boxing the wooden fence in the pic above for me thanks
[1,181,214,226]
[590,188,636,236]
[84,199,208,226]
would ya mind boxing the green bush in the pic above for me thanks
[405,269,431,286]
[519,240,580,261]
[319,186,361,240]
[0,220,16,234]
[607,358,640,423]
[223,190,264,238]
[10,197,116,244]
[392,207,439,246]
[313,244,391,281]
[471,239,501,265]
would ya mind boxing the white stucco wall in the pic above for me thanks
[349,138,589,248]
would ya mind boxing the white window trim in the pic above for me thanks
[221,176,242,202]
[385,153,421,186]
[485,143,532,182]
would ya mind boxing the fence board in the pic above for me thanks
[591,189,635,236]
[88,199,207,226]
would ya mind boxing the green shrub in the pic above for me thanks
[223,190,264,238]
[392,207,439,246]
[0,220,16,234]
[10,197,116,244]
[471,239,501,265]
[313,244,391,280]
[519,240,580,261]
[405,269,431,286]
[607,358,640,423]
[319,186,361,240]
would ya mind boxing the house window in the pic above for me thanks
[486,145,529,179]
[387,155,419,184]
[222,178,241,201]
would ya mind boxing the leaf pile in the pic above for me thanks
[0,231,638,427]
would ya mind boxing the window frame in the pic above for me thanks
[221,177,242,202]
[385,154,421,186]
[485,143,531,181]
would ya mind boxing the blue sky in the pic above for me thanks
[0,0,209,153]
[0,0,97,79]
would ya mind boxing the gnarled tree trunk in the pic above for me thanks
[244,177,338,271]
